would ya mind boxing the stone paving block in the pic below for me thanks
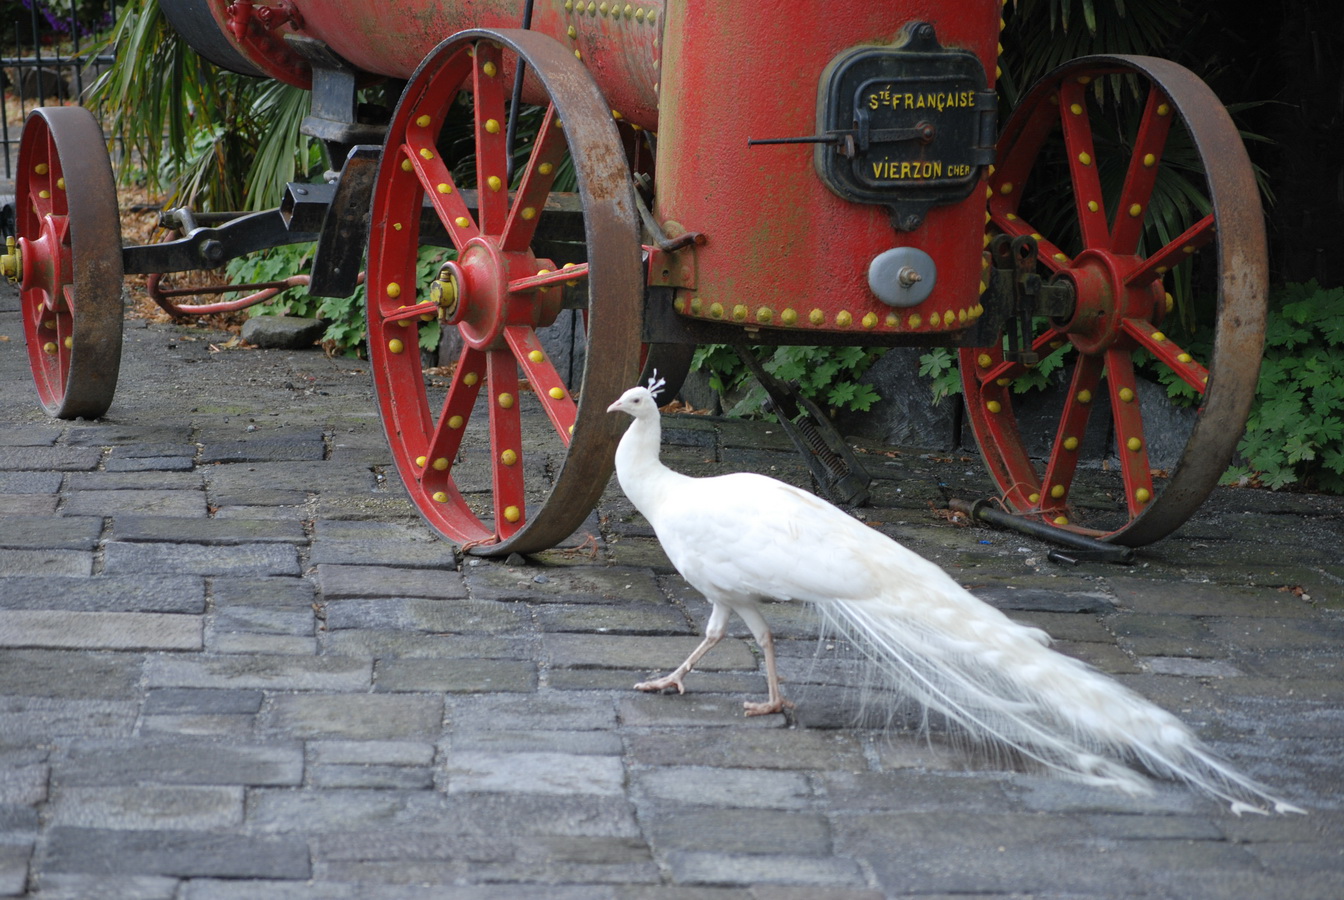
[446,693,618,733]
[534,602,694,635]
[308,538,459,568]
[208,634,318,655]
[245,789,455,834]
[103,541,301,576]
[63,425,191,447]
[817,769,1012,812]
[31,874,180,900]
[205,461,373,498]
[315,564,469,600]
[0,515,102,550]
[111,514,306,545]
[1107,613,1217,657]
[322,630,533,660]
[618,695,786,729]
[465,562,663,604]
[324,597,526,634]
[446,729,624,756]
[210,488,311,508]
[1143,655,1244,677]
[0,841,30,898]
[646,807,832,855]
[212,601,315,636]
[0,447,100,471]
[62,490,208,518]
[0,495,58,515]
[546,667,765,695]
[0,574,206,613]
[1208,615,1344,650]
[104,457,196,473]
[308,740,436,767]
[627,729,867,771]
[64,472,204,492]
[0,471,62,494]
[0,650,144,699]
[374,658,538,693]
[665,851,866,888]
[47,785,244,830]
[144,654,371,691]
[309,764,435,790]
[198,438,326,465]
[633,766,814,809]
[55,739,304,787]
[0,610,202,651]
[444,751,625,796]
[261,692,444,740]
[0,764,47,806]
[0,548,91,576]
[543,634,758,672]
[1109,577,1318,617]
[143,689,265,716]
[43,827,311,879]
[0,698,139,739]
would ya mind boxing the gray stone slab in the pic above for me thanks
[322,630,533,660]
[0,575,206,613]
[0,548,91,576]
[634,766,814,809]
[143,689,265,716]
[207,633,317,655]
[374,658,538,693]
[308,538,458,568]
[55,739,303,787]
[0,494,58,515]
[0,515,102,550]
[446,693,617,733]
[1107,613,1216,657]
[47,785,244,830]
[466,562,663,604]
[214,577,315,607]
[30,874,180,900]
[144,654,371,691]
[970,584,1114,613]
[542,634,758,672]
[324,597,526,634]
[0,650,144,699]
[534,602,694,635]
[0,841,29,898]
[307,741,436,767]
[62,490,207,517]
[0,610,202,651]
[0,763,47,806]
[110,515,306,545]
[104,457,196,473]
[446,729,624,756]
[43,827,311,879]
[260,693,444,740]
[627,729,867,771]
[315,564,469,600]
[103,542,300,576]
[444,751,625,796]
[198,437,326,464]
[0,447,101,471]
[0,698,139,739]
[665,851,866,887]
[0,471,62,494]
[64,472,204,491]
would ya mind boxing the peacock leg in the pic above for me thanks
[736,605,795,716]
[635,603,729,695]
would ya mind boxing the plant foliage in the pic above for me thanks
[691,345,883,417]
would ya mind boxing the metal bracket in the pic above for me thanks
[735,346,872,508]
[948,498,1135,564]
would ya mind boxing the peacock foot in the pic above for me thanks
[743,697,795,717]
[635,673,686,694]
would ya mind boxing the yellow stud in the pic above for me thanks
[521,207,536,220]
[485,119,501,134]
[433,458,450,471]
[388,339,405,354]
[862,312,878,329]
[611,109,623,120]
[996,377,1011,387]
[487,175,502,191]
[34,163,49,175]
[523,350,542,364]
[483,61,498,77]
[1142,153,1156,168]
[1069,103,1083,116]
[447,415,464,429]
[732,304,748,322]
[1053,515,1069,526]
[436,183,452,194]
[1177,353,1192,364]
[1135,487,1151,503]
[636,7,645,21]
[780,308,797,326]
[501,449,518,466]
[999,182,1013,195]
[987,400,1002,414]
[1053,253,1068,264]
[1119,387,1135,402]
[56,178,64,191]
[756,307,773,324]
[539,162,554,175]
[673,297,686,313]
[420,148,434,160]
[416,114,432,128]
[498,392,515,409]
[1050,485,1066,499]
[809,309,825,325]
[503,506,521,523]
[1127,437,1143,452]
[1157,103,1171,116]
[978,353,993,368]
[1028,493,1040,504]
[42,341,57,355]
[943,310,956,327]
[38,190,50,199]
[908,313,921,328]
[463,372,479,386]
[386,282,402,298]
[415,456,428,467]
[708,302,723,319]
[1152,331,1166,342]
[1182,245,1195,255]
[1087,200,1099,213]
[1128,203,1143,218]
[1077,151,1092,166]
[401,159,413,172]
[432,491,449,503]
[549,387,565,400]
[689,297,702,315]
[836,310,853,327]
[1077,389,1092,404]
[1165,292,1174,313]
[1077,75,1092,85]
[454,216,471,228]
[567,25,578,38]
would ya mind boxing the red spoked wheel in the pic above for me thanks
[961,56,1267,545]
[367,29,644,556]
[13,108,124,419]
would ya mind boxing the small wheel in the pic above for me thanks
[961,56,1267,545]
[15,107,125,419]
[367,30,644,556]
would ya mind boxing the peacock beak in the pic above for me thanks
[606,399,623,414]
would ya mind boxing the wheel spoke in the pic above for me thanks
[1123,213,1215,288]
[473,41,510,236]
[504,325,577,442]
[502,103,569,252]
[1121,317,1209,393]
[486,348,526,538]
[399,143,478,249]
[1110,88,1175,255]
[424,344,488,473]
[987,211,1073,274]
[1039,352,1104,520]
[1058,80,1110,250]
[1105,347,1155,517]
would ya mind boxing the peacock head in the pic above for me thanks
[607,371,666,418]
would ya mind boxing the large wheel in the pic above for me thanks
[14,107,124,419]
[961,56,1267,546]
[367,30,644,556]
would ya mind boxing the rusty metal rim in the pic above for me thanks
[367,28,643,557]
[17,107,125,420]
[967,55,1267,546]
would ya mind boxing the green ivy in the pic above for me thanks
[226,242,451,356]
[691,344,883,416]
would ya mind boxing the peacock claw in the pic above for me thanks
[743,697,795,717]
[635,674,685,695]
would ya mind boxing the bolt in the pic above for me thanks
[897,266,923,288]
[201,239,224,264]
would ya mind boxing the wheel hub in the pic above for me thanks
[451,236,561,350]
[19,215,72,311]
[1057,249,1163,355]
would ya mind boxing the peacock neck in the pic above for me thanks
[613,410,683,515]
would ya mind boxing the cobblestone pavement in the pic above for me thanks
[0,282,1342,899]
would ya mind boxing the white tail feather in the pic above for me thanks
[815,594,1305,815]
